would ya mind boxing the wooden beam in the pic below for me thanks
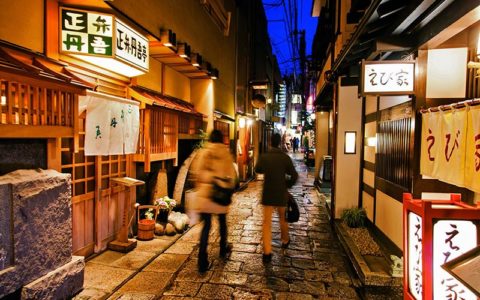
[47,138,61,171]
[144,109,151,172]
[73,94,80,153]
[0,125,74,138]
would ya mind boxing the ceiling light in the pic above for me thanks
[160,29,176,48]
[177,43,191,59]
[191,53,202,67]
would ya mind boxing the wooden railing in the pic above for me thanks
[0,80,78,137]
[179,112,202,135]
[135,106,178,171]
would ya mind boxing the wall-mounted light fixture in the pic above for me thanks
[177,42,191,59]
[344,131,356,154]
[365,136,377,147]
[247,118,253,127]
[267,98,272,104]
[191,53,202,67]
[0,95,6,106]
[160,29,176,48]
[210,68,219,80]
[239,117,246,128]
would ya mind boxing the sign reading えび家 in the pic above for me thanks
[362,61,415,95]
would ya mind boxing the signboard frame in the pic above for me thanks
[442,245,480,297]
[361,60,416,96]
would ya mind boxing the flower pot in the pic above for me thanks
[157,208,170,223]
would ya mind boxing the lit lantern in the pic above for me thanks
[403,193,480,300]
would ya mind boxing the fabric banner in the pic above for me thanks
[123,103,140,154]
[81,91,140,156]
[435,109,467,187]
[84,96,111,156]
[465,106,480,193]
[420,111,442,177]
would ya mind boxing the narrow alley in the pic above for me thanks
[76,155,362,300]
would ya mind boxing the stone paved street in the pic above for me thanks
[78,155,362,299]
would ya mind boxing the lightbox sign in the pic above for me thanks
[115,19,149,71]
[61,8,114,56]
[362,61,415,95]
[433,220,477,300]
[60,7,149,76]
[407,212,422,299]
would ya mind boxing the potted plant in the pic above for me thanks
[153,196,177,223]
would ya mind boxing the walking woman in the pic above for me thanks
[190,130,237,272]
[255,133,298,263]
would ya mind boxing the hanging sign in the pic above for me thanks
[60,7,149,76]
[362,61,415,95]
[115,19,149,72]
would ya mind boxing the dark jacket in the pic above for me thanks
[254,147,298,206]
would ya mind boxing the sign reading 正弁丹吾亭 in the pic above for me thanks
[115,19,149,72]
[362,61,415,95]
[60,7,149,73]
[61,8,114,56]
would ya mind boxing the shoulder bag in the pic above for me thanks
[286,192,299,222]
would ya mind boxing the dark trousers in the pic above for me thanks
[199,213,227,265]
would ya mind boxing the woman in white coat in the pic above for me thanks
[190,130,237,273]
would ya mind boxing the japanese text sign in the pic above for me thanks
[60,7,149,73]
[408,212,423,300]
[61,8,113,56]
[115,19,149,71]
[362,61,415,95]
[433,220,477,300]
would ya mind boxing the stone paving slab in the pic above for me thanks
[79,153,403,299]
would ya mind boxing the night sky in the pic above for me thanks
[263,0,318,77]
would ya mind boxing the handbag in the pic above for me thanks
[211,177,234,206]
[286,192,299,223]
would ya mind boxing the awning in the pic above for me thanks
[333,0,480,75]
[0,42,93,93]
[129,86,203,116]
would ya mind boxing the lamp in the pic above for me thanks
[239,117,246,128]
[247,118,253,126]
[1,95,6,106]
[209,68,219,80]
[160,29,176,48]
[191,53,202,67]
[344,131,356,154]
[365,136,377,147]
[177,42,191,59]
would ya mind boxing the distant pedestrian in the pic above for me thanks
[254,133,298,263]
[190,130,237,273]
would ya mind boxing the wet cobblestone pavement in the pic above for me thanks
[77,155,367,299]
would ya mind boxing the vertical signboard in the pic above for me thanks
[115,19,149,72]
[408,212,423,299]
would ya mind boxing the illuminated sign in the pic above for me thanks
[60,7,149,76]
[61,8,114,57]
[252,84,268,90]
[362,61,415,95]
[408,212,423,299]
[115,19,149,71]
[433,220,477,300]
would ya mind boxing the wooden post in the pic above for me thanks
[47,138,61,171]
[144,109,151,172]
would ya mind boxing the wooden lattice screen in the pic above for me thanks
[377,103,413,189]
[214,119,230,145]
[1,80,76,128]
[179,112,202,135]
[138,107,178,155]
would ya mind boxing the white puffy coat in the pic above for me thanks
[190,142,237,214]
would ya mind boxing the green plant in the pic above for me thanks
[341,207,367,228]
[193,129,208,150]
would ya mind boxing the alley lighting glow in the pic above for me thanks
[267,98,272,104]
[477,32,480,58]
[0,96,6,106]
[247,118,253,126]
[239,118,246,128]
[71,54,146,77]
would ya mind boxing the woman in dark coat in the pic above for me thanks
[254,133,298,263]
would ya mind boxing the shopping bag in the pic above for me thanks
[286,192,299,223]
